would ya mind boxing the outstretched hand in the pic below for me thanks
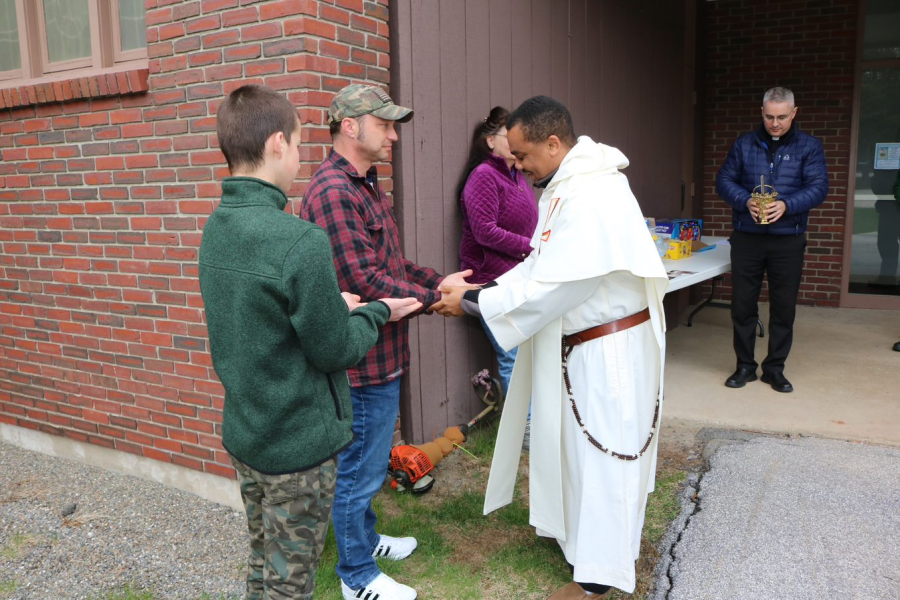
[341,292,367,311]
[379,297,423,321]
[428,285,471,317]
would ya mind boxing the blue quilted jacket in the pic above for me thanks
[716,126,828,235]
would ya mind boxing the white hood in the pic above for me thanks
[553,135,630,180]
[529,136,667,285]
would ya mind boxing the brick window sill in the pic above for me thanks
[0,65,150,110]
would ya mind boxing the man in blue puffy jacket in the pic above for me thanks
[716,87,829,393]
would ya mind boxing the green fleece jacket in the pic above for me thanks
[199,177,390,474]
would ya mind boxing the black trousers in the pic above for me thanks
[730,230,806,374]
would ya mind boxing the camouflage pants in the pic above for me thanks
[231,455,337,600]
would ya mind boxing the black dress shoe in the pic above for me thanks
[761,372,793,393]
[725,367,757,388]
[893,341,900,352]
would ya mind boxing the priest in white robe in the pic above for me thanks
[432,95,668,598]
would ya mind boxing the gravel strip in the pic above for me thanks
[0,440,247,599]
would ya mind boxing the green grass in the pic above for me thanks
[87,586,233,600]
[487,538,571,594]
[0,534,31,560]
[0,418,687,600]
[460,418,500,459]
[432,490,487,525]
[92,584,156,600]
[306,421,689,600]
[643,469,687,544]
[312,483,570,600]
[494,495,531,528]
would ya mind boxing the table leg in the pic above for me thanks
[685,276,764,338]
[687,277,730,326]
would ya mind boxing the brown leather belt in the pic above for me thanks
[563,308,651,354]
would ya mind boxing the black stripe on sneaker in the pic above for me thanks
[355,589,363,599]
[384,545,391,556]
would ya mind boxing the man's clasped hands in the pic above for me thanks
[340,269,478,319]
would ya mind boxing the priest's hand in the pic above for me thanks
[439,269,473,290]
[428,286,471,317]
[746,198,760,221]
[762,200,787,223]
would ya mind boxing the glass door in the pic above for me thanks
[845,0,900,304]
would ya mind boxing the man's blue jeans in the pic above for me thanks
[333,378,401,589]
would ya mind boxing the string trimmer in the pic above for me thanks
[389,369,505,493]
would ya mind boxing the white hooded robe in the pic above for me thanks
[479,136,668,593]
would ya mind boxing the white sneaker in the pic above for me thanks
[372,533,418,560]
[341,573,417,600]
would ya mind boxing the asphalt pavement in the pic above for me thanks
[652,433,900,600]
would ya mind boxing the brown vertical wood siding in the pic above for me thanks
[390,0,690,443]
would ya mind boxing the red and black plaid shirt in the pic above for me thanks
[300,150,443,387]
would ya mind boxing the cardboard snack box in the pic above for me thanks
[665,239,692,260]
[671,218,703,241]
[654,218,703,241]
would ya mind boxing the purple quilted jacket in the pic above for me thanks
[459,153,538,284]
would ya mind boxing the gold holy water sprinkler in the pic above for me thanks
[751,175,778,225]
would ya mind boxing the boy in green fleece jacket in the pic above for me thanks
[199,84,421,600]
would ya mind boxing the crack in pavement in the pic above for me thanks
[651,428,775,599]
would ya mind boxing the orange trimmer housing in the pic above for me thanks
[389,445,435,483]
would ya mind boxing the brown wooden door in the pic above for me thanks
[390,0,692,443]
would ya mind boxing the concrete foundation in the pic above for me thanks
[0,422,243,511]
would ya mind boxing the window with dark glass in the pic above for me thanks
[847,0,900,298]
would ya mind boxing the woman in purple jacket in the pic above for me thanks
[455,106,538,401]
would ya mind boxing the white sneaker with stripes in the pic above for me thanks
[341,572,417,600]
[371,534,418,561]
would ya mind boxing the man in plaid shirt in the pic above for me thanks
[301,84,471,600]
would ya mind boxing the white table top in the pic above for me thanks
[663,236,731,293]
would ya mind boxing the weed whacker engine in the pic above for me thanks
[388,429,462,494]
[389,370,504,493]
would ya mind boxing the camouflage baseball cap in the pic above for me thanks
[328,84,413,125]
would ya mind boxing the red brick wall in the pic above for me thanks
[701,0,858,307]
[0,0,391,478]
